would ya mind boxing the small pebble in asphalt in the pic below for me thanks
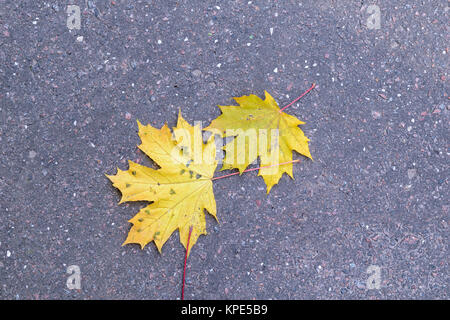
[407,169,417,179]
[192,69,202,77]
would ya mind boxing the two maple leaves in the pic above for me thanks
[107,91,312,255]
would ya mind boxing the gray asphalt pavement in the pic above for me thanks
[0,0,448,299]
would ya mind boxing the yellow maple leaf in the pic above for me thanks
[205,91,312,193]
[106,112,218,255]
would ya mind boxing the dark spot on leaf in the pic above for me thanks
[180,169,185,175]
[196,174,201,179]
[126,183,131,188]
[181,146,190,156]
[138,218,143,222]
[186,159,192,167]
[170,188,176,195]
[145,210,150,214]
[189,170,194,178]
[137,228,142,232]
[132,171,136,176]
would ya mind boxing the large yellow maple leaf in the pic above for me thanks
[205,91,312,193]
[107,112,217,255]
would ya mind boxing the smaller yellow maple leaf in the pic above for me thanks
[106,112,218,256]
[205,91,312,193]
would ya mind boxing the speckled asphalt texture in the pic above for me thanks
[0,1,448,300]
